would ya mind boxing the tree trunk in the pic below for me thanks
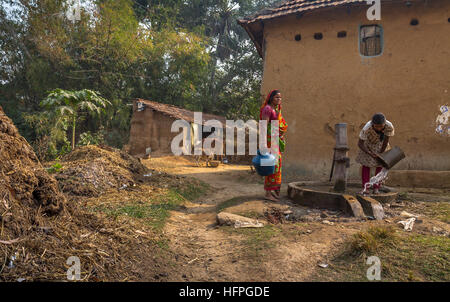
[208,24,226,101]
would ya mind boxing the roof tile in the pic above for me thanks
[136,99,226,125]
[238,0,367,24]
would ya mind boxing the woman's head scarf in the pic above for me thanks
[260,90,288,134]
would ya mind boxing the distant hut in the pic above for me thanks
[128,99,227,158]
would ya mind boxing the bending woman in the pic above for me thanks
[356,113,395,194]
[260,90,288,202]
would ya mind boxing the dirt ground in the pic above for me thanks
[135,156,450,282]
[3,137,447,281]
[3,103,447,281]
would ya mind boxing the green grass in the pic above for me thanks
[235,211,264,220]
[92,189,185,231]
[419,202,450,223]
[312,226,450,282]
[402,235,450,281]
[221,225,281,260]
[91,180,210,232]
[348,226,397,255]
[174,180,210,201]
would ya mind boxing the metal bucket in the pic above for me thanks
[377,146,406,169]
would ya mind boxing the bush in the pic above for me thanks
[349,226,397,255]
[46,162,63,174]
[77,129,105,147]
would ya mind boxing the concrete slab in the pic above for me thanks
[287,183,365,218]
[342,195,365,218]
[356,195,385,220]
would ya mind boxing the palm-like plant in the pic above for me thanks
[41,89,111,150]
[207,1,239,100]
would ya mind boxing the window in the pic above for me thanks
[359,25,383,57]
[337,31,347,38]
[314,33,323,40]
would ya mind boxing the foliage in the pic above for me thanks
[47,162,63,174]
[41,88,111,150]
[23,110,72,160]
[77,129,105,147]
[0,0,284,155]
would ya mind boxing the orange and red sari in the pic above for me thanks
[259,90,288,191]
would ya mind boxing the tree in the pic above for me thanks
[1,0,210,149]
[1,0,284,155]
[40,89,111,150]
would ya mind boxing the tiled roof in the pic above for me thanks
[135,99,226,125]
[238,0,403,57]
[238,0,367,25]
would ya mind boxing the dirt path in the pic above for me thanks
[141,156,365,281]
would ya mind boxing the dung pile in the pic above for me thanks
[54,145,150,197]
[0,106,65,216]
[0,106,163,281]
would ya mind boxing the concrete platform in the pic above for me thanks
[287,181,396,219]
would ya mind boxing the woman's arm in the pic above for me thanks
[261,115,270,134]
[380,136,390,153]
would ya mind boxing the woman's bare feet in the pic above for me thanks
[264,191,279,202]
[274,189,281,198]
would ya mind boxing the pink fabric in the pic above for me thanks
[261,105,278,121]
[362,166,383,189]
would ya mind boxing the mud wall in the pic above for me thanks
[129,101,255,163]
[260,0,450,179]
[128,102,179,157]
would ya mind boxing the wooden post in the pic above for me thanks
[333,123,350,192]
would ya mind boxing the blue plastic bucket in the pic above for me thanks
[252,150,276,176]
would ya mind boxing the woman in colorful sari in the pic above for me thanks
[260,90,288,202]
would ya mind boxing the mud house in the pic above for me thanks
[128,99,228,157]
[239,0,450,179]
